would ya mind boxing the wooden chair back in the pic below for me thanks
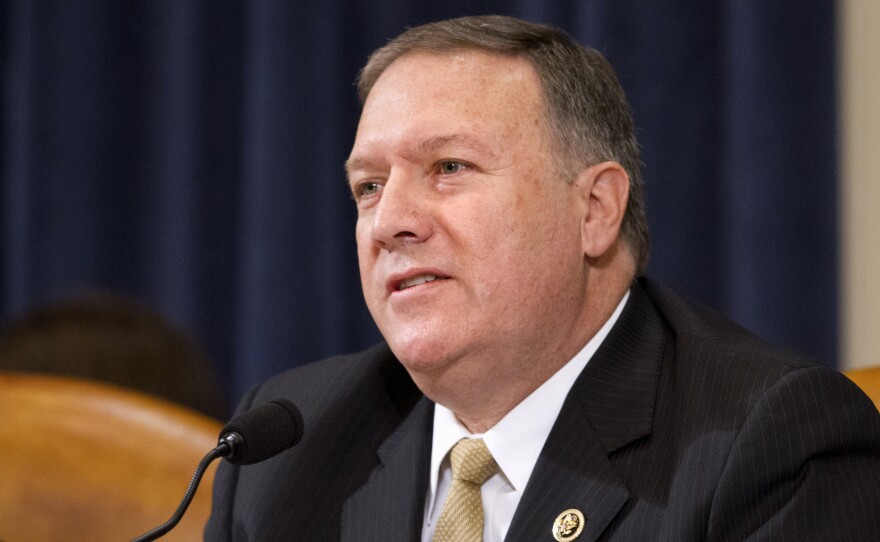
[0,372,223,541]
[845,365,880,411]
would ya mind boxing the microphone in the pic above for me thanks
[219,398,304,465]
[131,399,304,542]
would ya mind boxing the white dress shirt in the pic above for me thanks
[421,290,630,542]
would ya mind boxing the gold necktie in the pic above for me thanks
[433,438,498,542]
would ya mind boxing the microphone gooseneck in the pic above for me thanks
[131,398,305,542]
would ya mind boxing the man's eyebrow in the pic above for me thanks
[344,156,373,180]
[344,133,497,180]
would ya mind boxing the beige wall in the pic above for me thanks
[840,0,880,369]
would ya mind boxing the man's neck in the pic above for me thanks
[415,275,632,433]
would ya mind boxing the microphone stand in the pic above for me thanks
[131,444,229,542]
[128,399,301,541]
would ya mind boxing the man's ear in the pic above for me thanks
[574,161,629,259]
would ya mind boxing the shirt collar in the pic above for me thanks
[427,290,631,510]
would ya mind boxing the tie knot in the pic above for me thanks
[449,438,497,485]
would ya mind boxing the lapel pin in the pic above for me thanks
[552,508,585,541]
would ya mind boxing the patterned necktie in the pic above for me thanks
[433,438,499,542]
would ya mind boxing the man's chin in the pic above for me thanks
[386,336,459,376]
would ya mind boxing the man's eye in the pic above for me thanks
[355,181,382,198]
[438,161,466,175]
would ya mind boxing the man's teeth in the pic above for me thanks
[399,275,438,290]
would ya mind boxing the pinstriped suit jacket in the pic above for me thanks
[205,278,880,541]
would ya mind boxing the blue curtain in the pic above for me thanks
[0,1,838,413]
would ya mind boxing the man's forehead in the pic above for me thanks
[375,49,537,85]
[355,50,544,133]
[346,49,549,176]
[357,50,542,122]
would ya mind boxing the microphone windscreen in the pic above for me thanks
[220,399,304,465]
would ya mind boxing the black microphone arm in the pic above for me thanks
[131,399,304,542]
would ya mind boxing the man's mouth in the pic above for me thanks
[398,274,440,291]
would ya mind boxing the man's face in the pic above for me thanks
[347,51,590,386]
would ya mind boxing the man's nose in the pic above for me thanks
[369,173,431,249]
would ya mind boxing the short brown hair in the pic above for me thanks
[357,15,649,273]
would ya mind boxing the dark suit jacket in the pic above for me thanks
[205,278,880,541]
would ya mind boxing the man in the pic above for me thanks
[206,15,880,541]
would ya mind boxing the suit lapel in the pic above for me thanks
[504,393,631,542]
[506,283,668,541]
[340,395,434,541]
